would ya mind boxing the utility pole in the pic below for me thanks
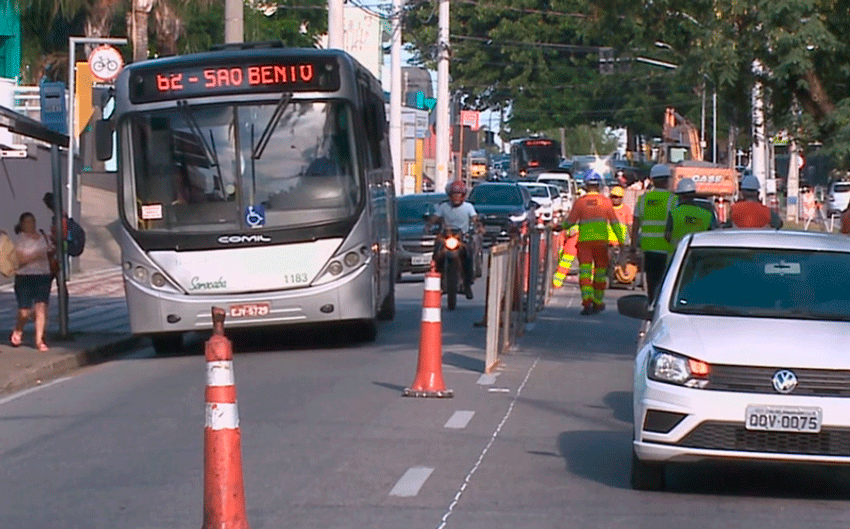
[752,60,768,203]
[390,0,403,194]
[225,0,243,44]
[328,0,344,49]
[435,0,450,193]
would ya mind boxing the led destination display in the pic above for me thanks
[129,56,341,103]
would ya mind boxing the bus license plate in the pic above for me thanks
[229,303,270,318]
[745,405,821,433]
[411,254,431,266]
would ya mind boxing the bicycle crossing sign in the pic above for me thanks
[87,45,124,82]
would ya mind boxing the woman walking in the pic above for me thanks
[10,212,53,351]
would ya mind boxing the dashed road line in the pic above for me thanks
[444,410,475,429]
[389,466,434,497]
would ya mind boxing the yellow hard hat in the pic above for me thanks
[610,186,625,197]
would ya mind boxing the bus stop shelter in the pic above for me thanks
[0,104,72,338]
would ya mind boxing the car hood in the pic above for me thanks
[398,223,429,240]
[473,204,529,216]
[651,313,849,368]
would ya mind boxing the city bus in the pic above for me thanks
[95,45,396,352]
[509,137,561,179]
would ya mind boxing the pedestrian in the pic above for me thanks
[631,164,677,301]
[726,175,783,229]
[665,178,718,248]
[563,171,625,315]
[10,212,54,351]
[607,185,633,247]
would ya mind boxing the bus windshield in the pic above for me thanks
[125,100,361,232]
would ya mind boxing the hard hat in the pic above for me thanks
[610,185,625,197]
[740,174,760,191]
[650,164,672,180]
[447,180,467,195]
[614,263,639,283]
[675,177,697,194]
[583,170,602,186]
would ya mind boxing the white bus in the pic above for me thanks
[96,45,396,352]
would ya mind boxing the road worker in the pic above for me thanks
[563,171,625,315]
[631,164,677,301]
[726,175,783,229]
[607,186,633,246]
[665,177,718,248]
[552,224,579,288]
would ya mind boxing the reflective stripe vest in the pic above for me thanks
[607,204,633,245]
[636,190,677,253]
[564,192,623,244]
[669,204,713,246]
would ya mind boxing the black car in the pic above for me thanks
[396,193,447,278]
[467,182,536,246]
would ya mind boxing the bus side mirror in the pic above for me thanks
[94,119,113,161]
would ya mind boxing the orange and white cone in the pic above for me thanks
[202,307,250,529]
[403,263,453,398]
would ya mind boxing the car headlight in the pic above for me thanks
[509,211,528,222]
[647,348,710,388]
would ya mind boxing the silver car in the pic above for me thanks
[618,230,850,491]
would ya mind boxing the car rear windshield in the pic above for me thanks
[671,247,850,321]
[469,186,523,205]
[832,183,850,193]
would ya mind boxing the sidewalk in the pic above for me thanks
[0,267,144,397]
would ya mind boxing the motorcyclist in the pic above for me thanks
[428,180,480,299]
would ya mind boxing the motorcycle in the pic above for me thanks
[434,226,467,310]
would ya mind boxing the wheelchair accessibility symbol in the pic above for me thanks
[245,205,265,227]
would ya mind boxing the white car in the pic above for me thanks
[826,180,850,217]
[518,182,556,224]
[618,230,850,491]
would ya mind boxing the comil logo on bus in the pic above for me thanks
[218,234,273,245]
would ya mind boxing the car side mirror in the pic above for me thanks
[617,294,653,320]
[527,200,536,209]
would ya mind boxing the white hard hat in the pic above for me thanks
[675,177,697,194]
[740,174,760,191]
[650,164,672,179]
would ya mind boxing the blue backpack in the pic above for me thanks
[66,217,86,257]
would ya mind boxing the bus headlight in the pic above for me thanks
[328,261,344,275]
[344,252,360,267]
[151,272,166,287]
[133,266,148,282]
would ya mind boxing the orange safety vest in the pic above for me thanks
[565,192,624,244]
[730,200,773,228]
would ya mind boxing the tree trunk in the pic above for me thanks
[131,0,154,62]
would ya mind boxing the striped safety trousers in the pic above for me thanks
[576,241,610,307]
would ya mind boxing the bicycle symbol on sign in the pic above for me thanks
[91,56,119,75]
[87,45,124,82]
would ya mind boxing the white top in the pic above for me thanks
[15,233,51,275]
[434,201,477,233]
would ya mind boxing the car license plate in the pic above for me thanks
[229,302,270,318]
[745,405,822,433]
[411,254,431,266]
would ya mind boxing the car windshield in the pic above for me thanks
[468,186,523,206]
[671,247,850,321]
[521,185,549,198]
[833,183,850,193]
[397,196,446,224]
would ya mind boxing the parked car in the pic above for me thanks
[518,181,559,225]
[467,182,536,246]
[826,180,850,216]
[618,229,850,491]
[395,193,446,278]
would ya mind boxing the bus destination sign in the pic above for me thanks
[130,56,341,103]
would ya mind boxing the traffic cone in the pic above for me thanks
[403,263,453,398]
[202,307,250,529]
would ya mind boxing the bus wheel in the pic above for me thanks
[151,333,183,355]
[377,283,395,321]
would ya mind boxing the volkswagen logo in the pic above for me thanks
[772,369,798,394]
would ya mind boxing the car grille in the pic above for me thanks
[708,365,850,397]
[673,421,850,457]
[401,239,435,253]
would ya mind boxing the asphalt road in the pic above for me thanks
[1,275,848,529]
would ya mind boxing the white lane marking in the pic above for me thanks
[205,402,239,430]
[476,373,498,385]
[0,377,71,405]
[436,356,540,529]
[444,411,475,429]
[389,466,434,497]
[487,388,510,393]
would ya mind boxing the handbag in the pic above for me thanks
[41,231,59,277]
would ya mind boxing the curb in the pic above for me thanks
[0,335,148,397]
